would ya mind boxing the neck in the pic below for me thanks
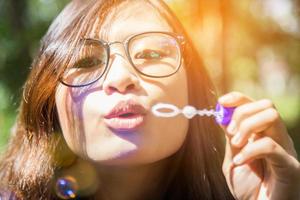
[94,157,173,200]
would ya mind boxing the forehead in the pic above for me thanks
[99,1,172,41]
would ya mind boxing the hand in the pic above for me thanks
[219,92,300,200]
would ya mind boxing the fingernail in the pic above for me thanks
[227,120,236,135]
[218,94,232,103]
[231,132,241,145]
[233,153,243,165]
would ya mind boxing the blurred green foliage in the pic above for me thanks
[0,0,299,154]
[0,0,69,150]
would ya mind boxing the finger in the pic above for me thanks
[232,137,300,175]
[233,136,300,199]
[223,134,240,167]
[218,91,253,138]
[231,107,280,148]
[226,99,275,136]
[222,134,238,196]
[218,91,253,107]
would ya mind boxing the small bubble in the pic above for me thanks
[55,176,78,199]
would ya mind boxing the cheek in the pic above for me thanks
[55,86,74,151]
[55,85,87,157]
[142,115,189,162]
[162,63,188,104]
[159,66,189,155]
[135,65,189,161]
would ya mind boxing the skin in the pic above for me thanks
[55,1,188,199]
[219,91,300,200]
[55,1,300,199]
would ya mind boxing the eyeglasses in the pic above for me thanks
[59,31,185,87]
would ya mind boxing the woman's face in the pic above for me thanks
[55,1,189,166]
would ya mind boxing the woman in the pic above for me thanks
[0,0,299,199]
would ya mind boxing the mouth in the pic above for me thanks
[103,100,147,132]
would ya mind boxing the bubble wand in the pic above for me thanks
[151,103,235,126]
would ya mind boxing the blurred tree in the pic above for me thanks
[0,0,30,103]
[0,0,69,149]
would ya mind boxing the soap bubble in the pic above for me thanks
[55,176,78,199]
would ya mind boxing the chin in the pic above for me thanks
[89,149,142,166]
[92,150,166,167]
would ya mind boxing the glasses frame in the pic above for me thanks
[59,31,186,88]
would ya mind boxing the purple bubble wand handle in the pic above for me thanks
[215,103,235,126]
[151,103,235,126]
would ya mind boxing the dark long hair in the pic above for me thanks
[0,0,234,199]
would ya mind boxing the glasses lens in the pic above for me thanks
[128,33,181,77]
[61,39,108,86]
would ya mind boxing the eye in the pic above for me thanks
[72,57,105,69]
[134,49,167,60]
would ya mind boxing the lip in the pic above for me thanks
[103,99,147,132]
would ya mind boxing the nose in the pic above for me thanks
[102,46,140,95]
